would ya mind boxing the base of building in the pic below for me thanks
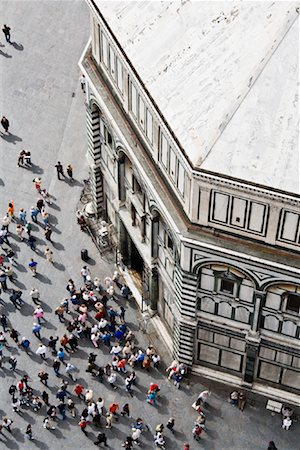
[192,364,300,406]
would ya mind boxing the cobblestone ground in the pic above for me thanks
[0,1,299,450]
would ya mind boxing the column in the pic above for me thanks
[151,215,159,258]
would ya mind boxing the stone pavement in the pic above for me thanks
[0,1,299,449]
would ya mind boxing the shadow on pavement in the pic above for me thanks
[1,133,22,145]
[10,42,24,51]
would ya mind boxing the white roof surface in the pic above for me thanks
[96,1,300,193]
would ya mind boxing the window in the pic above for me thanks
[146,109,153,143]
[116,58,123,93]
[169,147,177,182]
[139,97,145,130]
[214,270,242,298]
[130,82,138,117]
[101,32,108,67]
[160,132,168,168]
[177,162,185,196]
[167,235,173,252]
[220,279,235,295]
[107,130,113,148]
[286,294,300,314]
[109,46,116,79]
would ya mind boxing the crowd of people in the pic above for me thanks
[0,156,194,448]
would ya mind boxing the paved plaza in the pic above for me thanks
[0,1,299,449]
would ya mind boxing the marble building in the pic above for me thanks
[79,1,300,401]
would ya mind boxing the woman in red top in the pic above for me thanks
[74,384,84,398]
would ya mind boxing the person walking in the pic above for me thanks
[32,323,42,340]
[166,417,175,433]
[282,416,292,430]
[94,432,108,447]
[12,397,21,413]
[30,287,40,305]
[8,356,17,371]
[74,383,84,399]
[57,401,67,420]
[267,441,278,450]
[2,25,11,42]
[19,208,27,225]
[17,150,25,167]
[7,201,15,221]
[67,398,76,418]
[78,418,88,435]
[55,161,64,180]
[0,314,8,332]
[25,221,32,237]
[44,247,53,263]
[120,403,130,417]
[36,343,47,360]
[66,164,73,181]
[65,362,76,381]
[20,337,30,353]
[25,424,33,440]
[2,416,13,433]
[28,258,37,276]
[5,265,15,283]
[52,359,61,377]
[44,225,52,242]
[38,371,49,386]
[1,116,9,133]
[16,224,24,241]
[33,305,45,324]
[30,206,39,223]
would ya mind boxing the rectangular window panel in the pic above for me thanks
[248,202,266,233]
[100,118,105,139]
[116,58,123,93]
[280,211,299,242]
[146,109,153,143]
[109,46,116,79]
[230,197,247,228]
[160,132,168,168]
[221,351,242,371]
[177,162,185,196]
[101,32,108,67]
[130,82,137,117]
[212,192,229,223]
[139,96,145,130]
[169,148,177,182]
[198,344,219,365]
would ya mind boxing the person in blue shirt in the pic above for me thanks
[19,208,27,225]
[30,206,39,223]
[28,259,37,276]
[20,337,30,353]
[101,332,111,347]
[32,323,41,340]
[57,347,65,363]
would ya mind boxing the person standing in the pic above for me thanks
[267,441,278,450]
[1,116,9,133]
[2,416,13,433]
[80,74,86,92]
[55,161,64,180]
[25,424,33,440]
[120,403,130,417]
[66,164,73,181]
[2,25,11,43]
[17,151,26,167]
[166,417,175,434]
[8,356,17,371]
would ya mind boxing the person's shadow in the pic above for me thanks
[1,132,22,144]
[10,42,24,51]
[0,48,12,58]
